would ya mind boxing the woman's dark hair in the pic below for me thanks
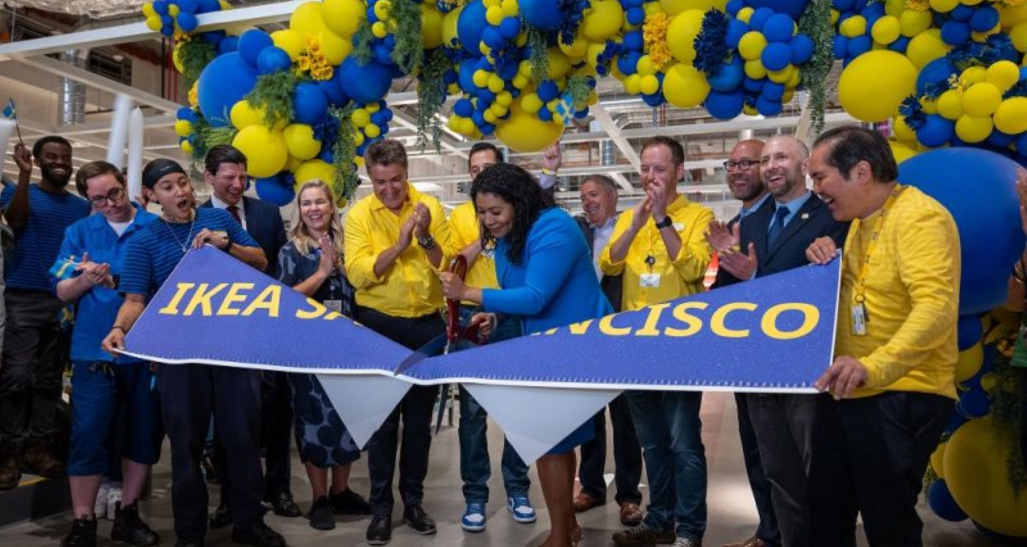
[470,162,555,266]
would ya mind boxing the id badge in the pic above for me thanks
[324,300,343,314]
[851,303,867,336]
[640,273,662,288]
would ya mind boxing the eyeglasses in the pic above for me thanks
[88,186,125,206]
[723,159,758,171]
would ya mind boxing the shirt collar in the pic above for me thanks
[739,193,770,219]
[588,214,618,231]
[665,193,689,215]
[211,194,244,213]
[775,190,812,219]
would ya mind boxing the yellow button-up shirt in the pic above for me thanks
[448,201,499,292]
[836,185,959,399]
[344,185,452,318]
[599,194,714,311]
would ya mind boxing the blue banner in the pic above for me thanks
[123,247,840,392]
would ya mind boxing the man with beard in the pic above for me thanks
[571,175,645,527]
[710,136,847,547]
[709,139,779,547]
[0,137,90,489]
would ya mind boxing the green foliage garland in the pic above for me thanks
[177,39,216,90]
[565,74,593,110]
[798,0,833,135]
[328,105,361,204]
[391,0,425,75]
[526,24,550,85]
[244,71,300,128]
[990,341,1027,496]
[353,18,375,65]
[417,48,449,152]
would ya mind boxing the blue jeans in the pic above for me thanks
[626,390,707,541]
[456,305,530,504]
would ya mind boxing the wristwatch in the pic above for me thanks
[213,230,233,251]
[418,235,437,251]
[654,216,674,230]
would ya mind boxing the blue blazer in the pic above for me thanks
[200,195,286,277]
[483,208,613,334]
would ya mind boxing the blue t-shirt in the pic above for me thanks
[120,207,258,298]
[2,184,90,292]
[50,205,157,363]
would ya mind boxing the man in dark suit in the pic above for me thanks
[711,139,779,547]
[571,175,644,527]
[198,145,299,524]
[709,136,848,547]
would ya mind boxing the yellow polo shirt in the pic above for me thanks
[599,194,714,311]
[448,201,499,292]
[344,185,452,318]
[835,185,959,399]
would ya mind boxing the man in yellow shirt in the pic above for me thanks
[343,139,452,545]
[447,142,535,533]
[601,136,714,547]
[805,126,958,547]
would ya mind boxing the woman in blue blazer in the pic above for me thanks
[441,162,612,547]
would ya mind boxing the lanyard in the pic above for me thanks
[853,184,904,304]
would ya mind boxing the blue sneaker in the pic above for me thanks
[507,496,537,524]
[461,503,487,533]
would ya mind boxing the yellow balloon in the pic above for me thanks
[294,160,336,188]
[744,59,767,80]
[172,43,185,73]
[623,74,642,95]
[960,65,987,85]
[283,124,322,161]
[954,342,983,382]
[168,4,180,17]
[442,5,463,48]
[321,0,364,37]
[1011,23,1027,53]
[737,6,754,24]
[906,29,950,68]
[290,1,329,38]
[174,120,193,137]
[889,140,918,164]
[929,0,958,13]
[639,74,660,95]
[230,100,264,130]
[271,29,304,61]
[318,31,351,64]
[232,126,288,178]
[955,115,994,144]
[838,50,917,122]
[657,0,726,16]
[999,2,1027,29]
[767,65,794,84]
[364,124,381,139]
[985,60,1021,91]
[994,97,1027,135]
[142,2,156,17]
[559,32,589,58]
[502,0,519,17]
[871,15,901,44]
[944,418,1027,537]
[486,5,504,25]
[636,55,656,76]
[286,155,304,172]
[839,15,867,38]
[929,441,947,478]
[351,108,371,128]
[962,82,1002,117]
[668,10,707,63]
[146,15,163,32]
[934,90,963,120]
[548,48,571,80]
[662,63,710,108]
[738,31,768,61]
[893,114,917,143]
[899,9,932,37]
[581,0,624,42]
[494,101,565,153]
[421,4,445,49]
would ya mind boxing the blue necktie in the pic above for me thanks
[767,206,789,247]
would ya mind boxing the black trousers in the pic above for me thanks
[747,393,816,547]
[736,393,780,546]
[357,307,444,516]
[214,369,294,502]
[0,290,67,446]
[578,393,643,505]
[158,363,265,542]
[808,392,952,547]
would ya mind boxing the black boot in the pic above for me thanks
[111,502,160,547]
[60,516,97,547]
[22,436,64,479]
[0,442,20,490]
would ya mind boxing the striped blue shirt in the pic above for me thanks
[2,184,90,292]
[50,205,157,363]
[120,207,257,298]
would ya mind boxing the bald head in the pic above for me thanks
[726,139,765,205]
[761,136,810,202]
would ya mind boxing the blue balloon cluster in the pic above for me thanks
[936,3,1000,47]
[146,0,223,37]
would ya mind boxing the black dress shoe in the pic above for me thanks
[402,505,437,535]
[330,488,372,515]
[112,502,160,546]
[308,496,335,531]
[209,502,232,530]
[265,491,302,518]
[231,521,285,547]
[365,514,392,546]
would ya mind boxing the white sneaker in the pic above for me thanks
[94,482,110,519]
[106,483,123,521]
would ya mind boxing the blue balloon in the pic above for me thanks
[956,388,990,418]
[153,0,169,15]
[618,52,641,75]
[956,315,982,351]
[748,8,775,32]
[499,17,521,39]
[373,44,392,65]
[197,52,258,127]
[833,35,850,59]
[538,80,559,102]
[177,106,197,122]
[218,35,239,54]
[454,98,474,118]
[458,0,488,54]
[641,92,665,107]
[847,35,872,59]
[969,6,999,33]
[704,90,745,120]
[201,29,225,44]
[293,82,329,125]
[916,114,954,147]
[941,21,971,46]
[160,17,175,37]
[862,1,884,20]
[338,57,393,104]
[986,130,1014,149]
[483,27,505,49]
[179,0,198,12]
[708,56,744,92]
[762,81,785,101]
[789,34,814,64]
[743,76,765,93]
[198,0,220,12]
[756,96,782,116]
[238,29,273,67]
[951,4,973,21]
[727,19,750,49]
[623,30,644,52]
[537,108,553,122]
[887,35,909,53]
[763,14,794,42]
[899,148,1027,314]
[255,177,295,207]
[916,57,958,96]
[627,7,646,26]
[177,12,199,32]
[726,0,745,15]
[747,0,810,20]
[256,46,291,75]
[1016,133,1027,158]
[520,0,565,30]
[317,77,349,107]
[761,42,792,71]
[927,481,968,522]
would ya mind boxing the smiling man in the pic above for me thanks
[0,136,90,489]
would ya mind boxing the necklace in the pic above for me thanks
[162,211,196,253]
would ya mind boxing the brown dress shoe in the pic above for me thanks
[618,501,644,526]
[22,437,65,479]
[720,537,768,547]
[572,492,604,513]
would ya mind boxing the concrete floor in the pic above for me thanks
[0,393,995,546]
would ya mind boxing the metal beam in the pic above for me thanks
[14,55,181,113]
[56,114,176,136]
[18,117,177,163]
[390,109,468,160]
[590,103,641,175]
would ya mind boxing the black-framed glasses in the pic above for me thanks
[723,159,758,171]
[88,186,125,206]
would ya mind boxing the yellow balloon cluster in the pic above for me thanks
[930,61,1027,143]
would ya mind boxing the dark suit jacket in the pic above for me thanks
[200,195,287,277]
[575,215,624,313]
[715,193,849,288]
